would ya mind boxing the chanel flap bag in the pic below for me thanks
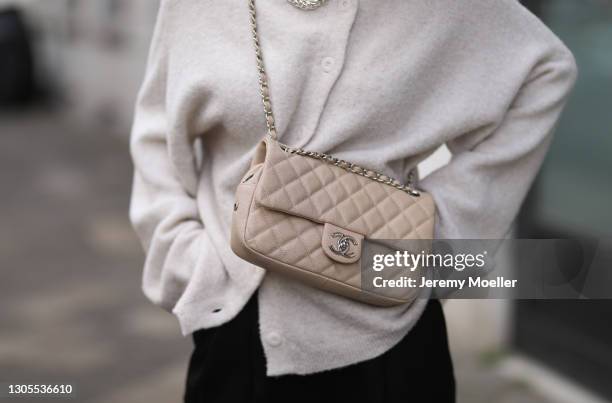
[230,0,436,306]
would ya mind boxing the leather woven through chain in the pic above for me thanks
[278,143,421,196]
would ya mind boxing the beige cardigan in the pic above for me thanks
[129,0,577,376]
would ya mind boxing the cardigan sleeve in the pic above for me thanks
[419,42,578,239]
[129,2,218,312]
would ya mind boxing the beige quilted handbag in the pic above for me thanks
[230,0,436,306]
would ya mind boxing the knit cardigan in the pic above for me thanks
[129,0,577,376]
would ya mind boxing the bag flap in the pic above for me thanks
[254,137,436,240]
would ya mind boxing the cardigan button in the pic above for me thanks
[338,0,352,10]
[321,56,335,73]
[265,332,283,347]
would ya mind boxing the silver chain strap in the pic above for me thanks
[247,0,420,197]
[248,0,277,139]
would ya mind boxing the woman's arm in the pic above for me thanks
[129,3,211,312]
[419,40,578,239]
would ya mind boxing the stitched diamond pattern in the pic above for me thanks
[256,141,435,239]
[244,138,435,290]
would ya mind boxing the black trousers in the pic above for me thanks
[184,292,455,403]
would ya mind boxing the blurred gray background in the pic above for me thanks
[1,1,611,402]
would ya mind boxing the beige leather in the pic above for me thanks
[231,136,436,306]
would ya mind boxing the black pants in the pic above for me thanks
[184,293,455,403]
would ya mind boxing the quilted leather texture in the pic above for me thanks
[234,137,436,305]
[255,137,435,239]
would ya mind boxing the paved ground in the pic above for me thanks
[0,109,191,403]
[0,109,560,403]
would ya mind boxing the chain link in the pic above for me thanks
[279,144,421,197]
[248,0,277,139]
[247,0,420,197]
